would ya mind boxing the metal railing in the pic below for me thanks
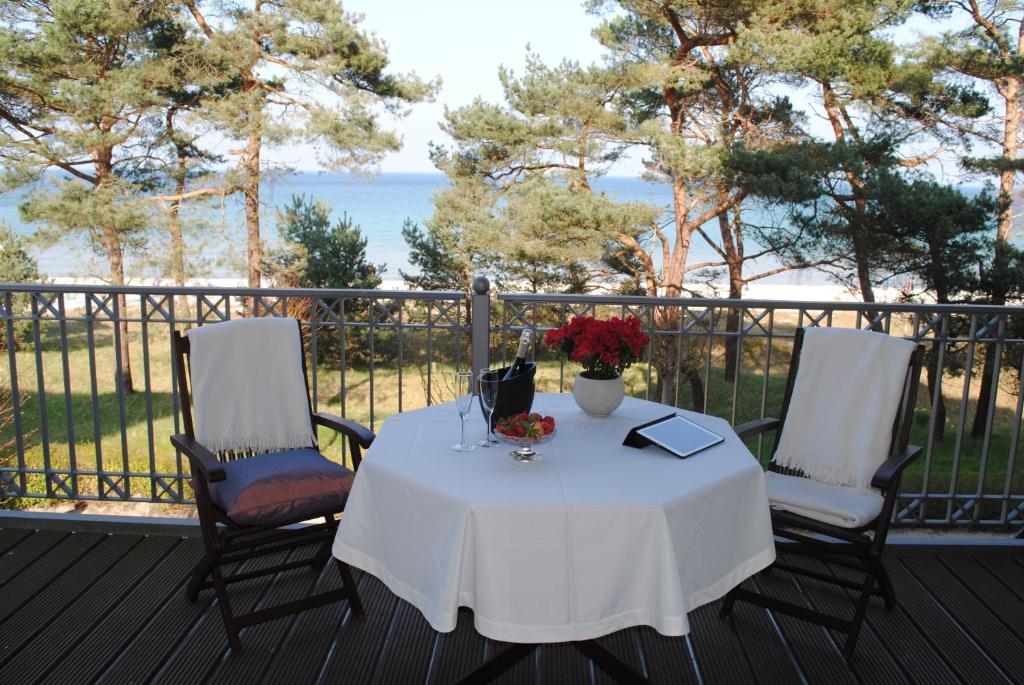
[0,283,469,504]
[1,279,1022,528]
[493,291,1024,528]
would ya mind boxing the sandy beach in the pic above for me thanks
[38,275,908,306]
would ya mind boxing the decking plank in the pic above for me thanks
[942,553,1024,642]
[149,547,298,685]
[0,528,31,556]
[257,564,362,685]
[0,527,1021,685]
[206,546,328,685]
[97,549,275,685]
[0,535,177,683]
[686,598,764,684]
[374,600,440,683]
[0,530,73,594]
[841,561,961,685]
[43,537,204,685]
[707,596,807,685]
[884,555,1011,684]
[315,572,401,684]
[637,631,699,685]
[900,553,1024,682]
[0,533,135,666]
[750,563,857,685]
[539,643,590,685]
[779,555,911,685]
[432,609,489,684]
[490,639,538,685]
[593,630,647,685]
[971,552,1024,604]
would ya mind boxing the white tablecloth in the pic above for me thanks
[333,393,775,643]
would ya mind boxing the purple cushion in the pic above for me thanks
[208,448,355,525]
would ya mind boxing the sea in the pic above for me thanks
[0,171,991,294]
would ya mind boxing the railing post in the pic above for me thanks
[471,276,491,387]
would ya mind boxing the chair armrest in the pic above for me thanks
[313,412,375,450]
[733,417,781,441]
[170,434,226,483]
[871,444,923,490]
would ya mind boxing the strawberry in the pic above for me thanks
[496,411,556,440]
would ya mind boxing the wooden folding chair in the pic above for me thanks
[720,327,924,661]
[170,319,373,652]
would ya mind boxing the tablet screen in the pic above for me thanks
[636,415,724,458]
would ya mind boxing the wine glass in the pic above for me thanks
[452,371,476,452]
[477,369,500,447]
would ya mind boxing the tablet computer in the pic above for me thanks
[635,415,724,458]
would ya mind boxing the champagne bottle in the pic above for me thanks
[502,330,533,381]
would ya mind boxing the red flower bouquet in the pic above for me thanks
[543,316,650,380]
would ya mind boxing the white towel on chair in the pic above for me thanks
[765,471,884,528]
[186,318,316,454]
[774,327,916,490]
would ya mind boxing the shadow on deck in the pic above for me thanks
[0,524,1021,684]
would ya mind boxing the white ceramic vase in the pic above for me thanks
[572,372,625,416]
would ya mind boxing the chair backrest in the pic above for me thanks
[172,318,317,459]
[769,327,924,484]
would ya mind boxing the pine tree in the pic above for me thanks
[400,219,469,292]
[272,195,383,291]
[0,0,191,392]
[428,56,658,294]
[916,0,1024,436]
[0,225,42,351]
[182,0,436,288]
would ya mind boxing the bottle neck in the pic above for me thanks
[514,331,531,359]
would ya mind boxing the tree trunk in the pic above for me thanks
[167,170,190,321]
[655,363,705,412]
[169,214,184,286]
[851,226,876,305]
[243,127,262,289]
[650,306,705,411]
[850,222,884,333]
[995,77,1020,249]
[657,367,676,406]
[723,290,741,383]
[169,164,186,287]
[926,344,946,442]
[665,176,691,298]
[972,346,998,439]
[927,266,952,443]
[719,207,745,382]
[686,366,705,411]
[821,81,879,318]
[103,229,134,394]
[95,145,133,393]
[972,75,1019,438]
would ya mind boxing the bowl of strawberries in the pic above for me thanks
[494,412,556,462]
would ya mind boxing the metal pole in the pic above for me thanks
[471,276,491,390]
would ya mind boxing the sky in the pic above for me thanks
[260,1,973,182]
[267,0,638,175]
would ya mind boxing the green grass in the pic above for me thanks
[2,316,1021,523]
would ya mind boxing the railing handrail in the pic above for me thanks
[6,281,1023,315]
[498,291,1024,315]
[0,282,467,300]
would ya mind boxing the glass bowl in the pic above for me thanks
[494,427,555,462]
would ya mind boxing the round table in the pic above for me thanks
[333,392,775,650]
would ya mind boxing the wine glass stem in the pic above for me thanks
[460,416,466,445]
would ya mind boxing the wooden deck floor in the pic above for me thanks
[0,525,1021,684]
